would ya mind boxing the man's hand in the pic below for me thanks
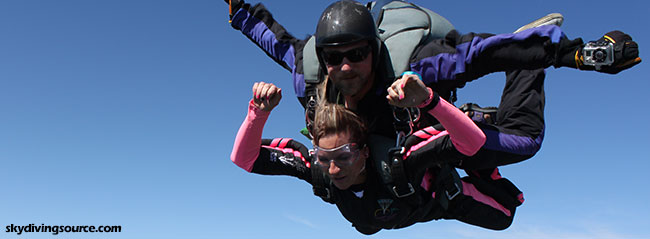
[225,0,243,21]
[595,30,641,74]
[224,0,242,6]
[252,82,282,112]
[387,72,429,108]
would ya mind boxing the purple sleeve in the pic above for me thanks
[231,7,296,72]
[411,25,565,84]
[230,3,307,97]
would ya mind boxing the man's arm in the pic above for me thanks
[409,25,640,85]
[226,0,309,98]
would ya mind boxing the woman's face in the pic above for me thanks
[315,132,368,190]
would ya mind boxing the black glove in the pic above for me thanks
[594,30,641,74]
[224,0,242,7]
[556,31,641,74]
[225,0,244,20]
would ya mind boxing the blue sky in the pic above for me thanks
[1,0,648,238]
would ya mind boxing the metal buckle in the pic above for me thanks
[445,182,462,200]
[392,107,420,123]
[304,97,317,139]
[392,107,420,135]
[392,183,415,198]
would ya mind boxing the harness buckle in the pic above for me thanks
[304,96,317,139]
[392,107,420,135]
[392,183,415,198]
[445,181,462,200]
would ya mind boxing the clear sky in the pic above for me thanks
[1,0,648,239]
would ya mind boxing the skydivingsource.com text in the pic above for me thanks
[5,224,121,235]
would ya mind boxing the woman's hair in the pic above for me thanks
[312,101,368,147]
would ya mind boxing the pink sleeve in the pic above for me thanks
[230,100,271,172]
[426,98,486,156]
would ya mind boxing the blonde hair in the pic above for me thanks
[312,102,367,147]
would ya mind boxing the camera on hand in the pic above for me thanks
[583,41,614,70]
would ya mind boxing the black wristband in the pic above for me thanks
[555,37,588,69]
[419,91,440,113]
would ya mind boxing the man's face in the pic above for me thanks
[322,41,373,96]
[315,132,367,190]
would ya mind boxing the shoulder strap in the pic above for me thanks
[302,36,322,139]
[311,157,338,204]
[302,36,320,85]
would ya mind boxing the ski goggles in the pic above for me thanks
[314,143,364,167]
[320,45,372,66]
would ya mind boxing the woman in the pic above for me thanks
[230,81,523,234]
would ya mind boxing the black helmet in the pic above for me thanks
[315,0,378,47]
[314,1,381,68]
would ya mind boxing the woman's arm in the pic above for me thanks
[229,82,312,181]
[230,100,271,172]
[387,73,485,156]
[230,82,282,171]
[423,93,485,156]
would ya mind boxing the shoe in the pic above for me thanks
[459,103,497,124]
[514,13,564,33]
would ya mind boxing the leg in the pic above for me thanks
[441,168,522,230]
[460,69,546,169]
[445,195,516,230]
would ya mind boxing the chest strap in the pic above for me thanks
[369,134,423,207]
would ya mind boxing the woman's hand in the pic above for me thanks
[252,82,282,112]
[386,72,429,108]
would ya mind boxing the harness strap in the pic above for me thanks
[303,95,317,139]
[303,37,320,85]
[434,164,463,210]
[311,159,337,204]
[387,147,421,206]
[369,134,423,207]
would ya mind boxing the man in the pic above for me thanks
[225,0,641,169]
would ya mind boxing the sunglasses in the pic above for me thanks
[314,143,364,168]
[320,45,372,66]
